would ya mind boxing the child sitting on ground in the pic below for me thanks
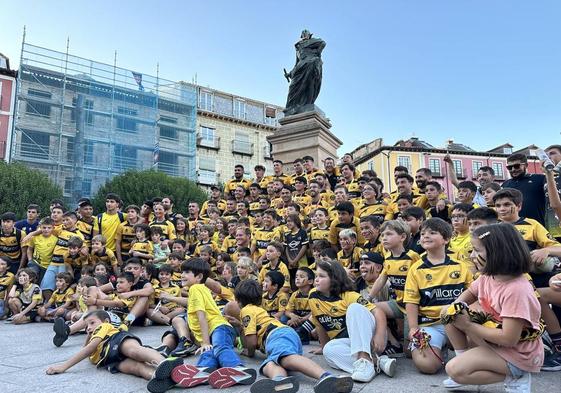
[38,272,74,321]
[285,267,315,344]
[6,268,42,324]
[262,271,289,322]
[147,264,184,325]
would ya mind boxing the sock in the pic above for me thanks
[125,313,136,323]
[319,371,332,380]
[455,350,466,356]
[272,375,286,381]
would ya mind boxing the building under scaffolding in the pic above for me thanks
[9,41,197,201]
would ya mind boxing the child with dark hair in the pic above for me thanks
[147,264,184,325]
[6,268,42,324]
[130,223,154,261]
[466,207,498,233]
[286,267,315,344]
[481,182,501,207]
[449,203,475,269]
[233,279,353,393]
[310,260,395,382]
[38,272,74,321]
[262,270,289,321]
[456,181,478,206]
[283,213,309,287]
[150,226,170,265]
[401,207,426,254]
[359,215,384,254]
[442,224,544,391]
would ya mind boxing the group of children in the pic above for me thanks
[1,155,560,393]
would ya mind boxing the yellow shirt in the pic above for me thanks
[51,227,85,266]
[94,212,127,251]
[337,246,364,269]
[328,217,365,246]
[382,250,420,309]
[448,232,472,269]
[30,234,58,269]
[240,304,286,350]
[252,227,282,257]
[116,221,137,255]
[0,271,15,300]
[88,322,121,365]
[258,261,291,290]
[50,287,75,308]
[286,289,311,317]
[187,283,230,344]
[149,219,177,241]
[154,283,182,310]
[262,291,289,316]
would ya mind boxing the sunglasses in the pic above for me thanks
[506,163,523,171]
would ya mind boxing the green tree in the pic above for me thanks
[92,170,208,216]
[0,161,63,218]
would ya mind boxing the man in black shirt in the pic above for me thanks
[502,153,546,225]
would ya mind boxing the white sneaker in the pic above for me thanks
[504,372,531,393]
[376,355,397,377]
[351,358,377,382]
[442,377,465,390]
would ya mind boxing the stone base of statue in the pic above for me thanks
[267,110,342,170]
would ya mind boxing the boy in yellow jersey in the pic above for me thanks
[286,267,315,344]
[232,279,353,393]
[251,209,281,265]
[261,271,289,321]
[130,223,154,262]
[0,258,15,318]
[0,212,25,274]
[368,220,420,356]
[46,309,185,393]
[258,242,291,292]
[76,198,95,250]
[329,202,365,248]
[309,208,330,243]
[147,264,184,325]
[221,219,239,255]
[115,205,141,266]
[85,272,138,323]
[90,234,119,274]
[448,203,474,269]
[358,183,392,221]
[26,217,58,283]
[404,218,473,375]
[38,272,74,321]
[359,215,384,254]
[94,193,127,252]
[336,229,363,278]
[167,258,256,389]
[193,225,219,257]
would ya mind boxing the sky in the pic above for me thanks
[1,0,560,154]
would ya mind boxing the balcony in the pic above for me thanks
[196,134,220,150]
[455,168,468,180]
[263,145,272,160]
[197,170,219,185]
[431,171,443,178]
[232,140,254,156]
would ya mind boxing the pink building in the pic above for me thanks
[0,53,17,161]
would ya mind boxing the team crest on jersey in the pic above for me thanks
[399,265,409,272]
[357,296,369,306]
[425,274,433,281]
[330,307,339,313]
[449,271,461,279]
[280,299,288,307]
[518,229,527,236]
[242,315,251,328]
[547,233,554,240]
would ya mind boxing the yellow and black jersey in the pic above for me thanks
[106,293,137,321]
[88,322,122,365]
[30,235,58,269]
[94,212,127,252]
[382,250,421,309]
[193,240,219,257]
[252,227,281,257]
[15,283,42,306]
[337,246,364,269]
[328,216,365,246]
[240,304,285,350]
[170,271,183,287]
[345,180,362,200]
[304,200,330,217]
[116,221,137,256]
[262,290,289,316]
[249,200,261,216]
[448,232,472,269]
[362,239,384,254]
[305,170,324,183]
[358,201,392,221]
[309,226,330,243]
[129,240,154,260]
[320,190,336,207]
[149,219,177,241]
[512,217,560,251]
[76,219,95,249]
[404,255,473,326]
[309,289,375,339]
[0,271,15,299]
[201,199,227,217]
[90,247,118,269]
[387,191,425,214]
[286,289,311,317]
[52,228,85,266]
[213,285,235,309]
[0,228,25,261]
[259,261,291,290]
[221,235,237,255]
[293,193,312,209]
[221,211,240,222]
[64,252,88,268]
[270,173,293,186]
[50,287,75,308]
[154,283,182,310]
[224,177,251,196]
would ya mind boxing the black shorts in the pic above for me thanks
[98,332,142,373]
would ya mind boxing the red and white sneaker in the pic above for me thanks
[171,364,212,388]
[208,366,257,389]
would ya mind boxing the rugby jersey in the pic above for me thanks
[262,290,289,316]
[286,289,311,317]
[252,227,281,257]
[240,304,285,350]
[382,249,421,310]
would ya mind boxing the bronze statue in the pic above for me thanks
[283,30,326,116]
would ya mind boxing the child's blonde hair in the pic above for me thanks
[91,234,107,245]
[236,256,258,277]
[380,219,411,245]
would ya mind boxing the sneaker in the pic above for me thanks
[541,351,561,372]
[442,377,465,390]
[313,374,353,393]
[351,358,376,383]
[250,376,299,393]
[171,364,213,388]
[147,357,183,393]
[504,372,531,393]
[170,338,198,357]
[154,345,171,358]
[147,377,175,393]
[376,355,397,377]
[53,317,70,347]
[208,366,257,389]
[382,342,405,358]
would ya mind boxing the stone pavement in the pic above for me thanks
[0,323,557,393]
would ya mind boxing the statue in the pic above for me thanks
[283,30,326,116]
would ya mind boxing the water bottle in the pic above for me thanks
[537,149,555,172]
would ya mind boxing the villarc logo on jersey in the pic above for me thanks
[423,287,463,301]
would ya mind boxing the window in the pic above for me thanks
[453,160,463,177]
[233,99,246,119]
[368,161,374,171]
[199,90,213,111]
[397,156,412,173]
[64,178,73,195]
[28,89,52,99]
[116,106,138,132]
[159,115,177,124]
[472,161,482,177]
[71,97,94,125]
[26,99,51,117]
[65,137,74,162]
[429,158,441,175]
[492,162,504,179]
[233,132,252,155]
[158,151,178,176]
[265,107,277,125]
[84,140,94,165]
[200,126,215,142]
[82,180,92,197]
[159,125,178,140]
[113,144,137,170]
[20,130,50,159]
[198,156,217,185]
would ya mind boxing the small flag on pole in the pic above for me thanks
[132,71,144,91]
[153,141,160,165]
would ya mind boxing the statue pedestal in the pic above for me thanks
[267,111,342,170]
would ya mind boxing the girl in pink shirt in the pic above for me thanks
[442,223,543,392]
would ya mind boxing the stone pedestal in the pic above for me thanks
[267,111,342,170]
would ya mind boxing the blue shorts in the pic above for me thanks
[41,264,67,291]
[261,327,302,373]
[409,324,447,351]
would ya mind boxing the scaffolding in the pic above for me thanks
[11,37,197,202]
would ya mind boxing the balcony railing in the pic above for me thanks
[197,170,219,185]
[196,134,220,150]
[232,140,254,156]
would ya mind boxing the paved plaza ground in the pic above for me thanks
[0,323,557,393]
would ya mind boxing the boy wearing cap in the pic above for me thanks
[356,252,389,302]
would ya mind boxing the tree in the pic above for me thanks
[92,170,208,216]
[0,161,63,218]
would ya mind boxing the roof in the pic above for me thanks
[487,143,513,153]
[445,142,475,152]
[0,52,17,77]
[394,137,434,149]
